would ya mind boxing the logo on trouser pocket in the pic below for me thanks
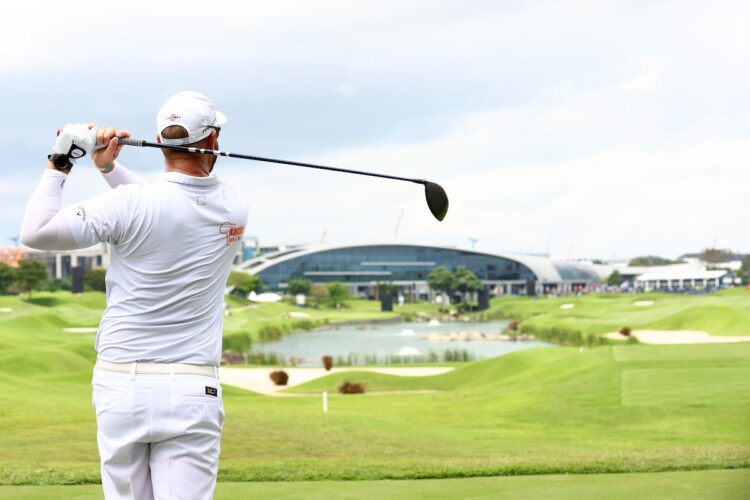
[205,386,217,397]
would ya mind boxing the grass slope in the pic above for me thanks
[484,288,750,340]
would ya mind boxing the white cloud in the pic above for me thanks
[335,84,357,97]
[5,1,750,259]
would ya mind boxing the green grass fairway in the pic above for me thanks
[485,287,750,340]
[2,469,748,500]
[0,291,748,487]
[621,367,750,407]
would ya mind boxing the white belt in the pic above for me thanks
[96,359,218,378]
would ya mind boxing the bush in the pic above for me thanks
[0,263,15,294]
[457,303,472,313]
[258,325,283,342]
[270,370,289,386]
[322,355,333,371]
[326,282,349,307]
[42,278,71,292]
[246,351,286,366]
[507,320,520,332]
[443,349,474,362]
[338,381,365,394]
[222,332,252,352]
[519,323,608,348]
[619,326,631,337]
[291,319,317,332]
[309,285,330,308]
[377,282,399,297]
[227,271,263,296]
[84,268,106,292]
[286,279,312,296]
[221,350,245,365]
[14,259,48,298]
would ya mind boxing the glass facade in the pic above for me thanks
[257,244,538,290]
[552,261,599,281]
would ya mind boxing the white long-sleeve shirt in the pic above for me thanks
[20,163,249,365]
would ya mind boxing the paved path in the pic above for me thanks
[221,366,454,396]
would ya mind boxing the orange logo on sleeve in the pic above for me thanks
[219,222,245,246]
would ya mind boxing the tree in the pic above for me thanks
[606,270,624,286]
[628,255,682,266]
[0,262,15,294]
[427,267,455,294]
[700,248,735,265]
[227,272,262,297]
[286,279,312,296]
[739,255,750,285]
[454,267,483,302]
[308,284,330,308]
[377,282,399,298]
[326,282,348,307]
[14,259,48,298]
[85,268,107,292]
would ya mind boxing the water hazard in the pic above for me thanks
[250,320,553,367]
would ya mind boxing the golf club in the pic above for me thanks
[117,138,449,221]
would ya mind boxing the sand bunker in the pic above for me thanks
[220,366,454,396]
[633,300,654,307]
[287,311,310,318]
[604,329,750,344]
[63,327,98,333]
[560,304,575,310]
[0,307,12,313]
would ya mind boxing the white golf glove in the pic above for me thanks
[53,123,99,164]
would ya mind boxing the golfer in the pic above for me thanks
[20,91,248,499]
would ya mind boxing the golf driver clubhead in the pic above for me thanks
[423,181,449,221]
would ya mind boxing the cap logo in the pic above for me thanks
[166,113,181,122]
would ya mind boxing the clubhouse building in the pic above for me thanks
[234,243,600,299]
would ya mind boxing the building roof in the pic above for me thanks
[616,262,705,277]
[635,270,729,281]
[235,243,599,283]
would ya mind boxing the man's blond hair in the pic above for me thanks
[160,125,210,160]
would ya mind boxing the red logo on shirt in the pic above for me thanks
[219,222,245,246]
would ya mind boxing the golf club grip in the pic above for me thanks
[118,138,145,147]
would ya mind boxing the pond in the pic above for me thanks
[250,320,553,367]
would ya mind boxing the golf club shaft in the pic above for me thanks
[118,138,426,186]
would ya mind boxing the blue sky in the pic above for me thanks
[4,1,749,259]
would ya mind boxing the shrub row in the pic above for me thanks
[333,349,476,366]
[222,332,252,353]
[257,319,328,343]
[519,323,608,347]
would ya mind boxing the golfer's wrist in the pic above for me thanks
[47,160,68,174]
[97,160,115,174]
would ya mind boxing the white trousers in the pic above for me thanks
[92,367,224,500]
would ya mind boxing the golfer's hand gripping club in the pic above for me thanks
[49,123,100,171]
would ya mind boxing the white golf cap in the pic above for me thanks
[156,90,227,146]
